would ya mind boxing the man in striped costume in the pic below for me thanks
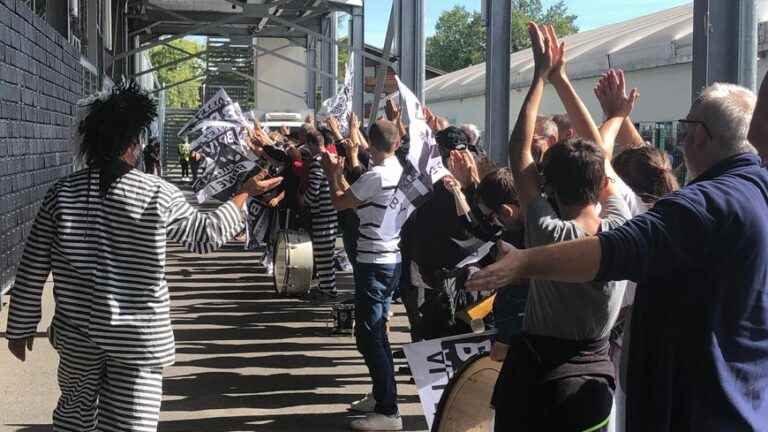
[303,126,338,298]
[4,82,282,432]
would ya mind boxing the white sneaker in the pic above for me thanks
[349,413,402,431]
[349,393,376,413]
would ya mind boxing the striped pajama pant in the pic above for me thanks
[50,319,163,432]
[312,217,337,292]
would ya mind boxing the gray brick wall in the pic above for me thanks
[1,0,82,295]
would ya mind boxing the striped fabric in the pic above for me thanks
[348,156,404,264]
[5,168,244,368]
[304,158,337,291]
[50,316,164,431]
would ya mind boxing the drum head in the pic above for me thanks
[433,353,500,432]
[273,232,288,294]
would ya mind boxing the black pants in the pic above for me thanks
[493,335,614,432]
[494,375,613,431]
[180,159,189,177]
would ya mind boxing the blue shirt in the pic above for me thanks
[597,153,768,431]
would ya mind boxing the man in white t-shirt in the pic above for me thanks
[322,119,404,431]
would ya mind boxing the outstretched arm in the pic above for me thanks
[545,25,603,148]
[594,69,640,200]
[509,23,558,213]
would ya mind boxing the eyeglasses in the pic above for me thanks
[678,119,713,139]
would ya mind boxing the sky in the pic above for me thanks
[362,0,692,48]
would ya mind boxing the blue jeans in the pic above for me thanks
[354,261,402,416]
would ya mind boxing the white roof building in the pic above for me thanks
[425,2,768,136]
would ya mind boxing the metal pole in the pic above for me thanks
[485,0,511,166]
[692,0,758,100]
[367,4,397,126]
[307,36,318,111]
[396,0,425,102]
[320,13,337,101]
[351,6,364,118]
[150,74,206,94]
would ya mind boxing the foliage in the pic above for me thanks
[148,39,205,108]
[426,1,579,73]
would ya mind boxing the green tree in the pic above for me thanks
[337,36,350,78]
[426,6,485,73]
[426,1,579,73]
[148,39,205,108]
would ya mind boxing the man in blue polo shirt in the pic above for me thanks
[467,78,768,431]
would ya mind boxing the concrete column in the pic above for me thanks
[692,0,758,98]
[396,0,425,101]
[484,0,511,166]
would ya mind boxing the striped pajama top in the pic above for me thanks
[4,168,244,367]
[304,158,338,224]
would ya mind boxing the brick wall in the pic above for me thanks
[0,0,83,294]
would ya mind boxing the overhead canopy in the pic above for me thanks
[131,0,361,40]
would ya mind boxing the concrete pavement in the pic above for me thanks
[0,183,428,432]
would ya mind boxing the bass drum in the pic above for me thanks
[273,230,314,296]
[433,353,500,432]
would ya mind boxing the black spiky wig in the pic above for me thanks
[77,81,158,168]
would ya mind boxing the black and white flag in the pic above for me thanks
[320,56,354,137]
[374,76,450,234]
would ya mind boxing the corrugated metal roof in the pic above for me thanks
[426,2,768,103]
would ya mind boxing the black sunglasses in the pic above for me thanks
[678,119,713,139]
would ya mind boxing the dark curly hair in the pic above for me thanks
[541,138,606,207]
[77,81,157,168]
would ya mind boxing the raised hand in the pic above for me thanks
[544,24,567,83]
[349,112,360,134]
[447,150,481,189]
[594,69,640,119]
[385,98,401,122]
[326,116,343,140]
[321,151,344,178]
[529,22,554,81]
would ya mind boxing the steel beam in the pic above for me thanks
[116,10,263,61]
[267,13,393,67]
[320,13,337,100]
[367,4,397,125]
[130,50,208,78]
[150,74,206,94]
[485,0,511,166]
[396,0,425,101]
[692,0,758,99]
[307,35,318,110]
[351,6,364,118]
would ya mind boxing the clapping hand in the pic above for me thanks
[385,98,401,122]
[326,116,344,140]
[529,22,566,83]
[321,152,345,178]
[594,69,639,119]
[447,150,481,189]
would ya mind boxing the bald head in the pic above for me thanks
[369,119,400,153]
